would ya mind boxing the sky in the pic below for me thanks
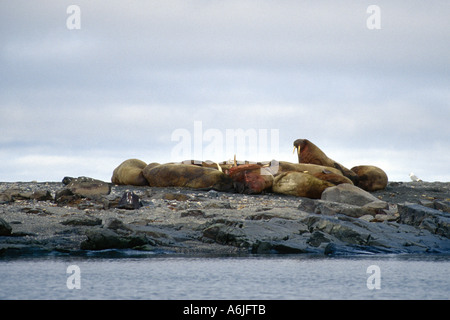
[1,0,449,182]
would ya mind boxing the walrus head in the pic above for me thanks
[293,138,360,185]
[293,139,325,164]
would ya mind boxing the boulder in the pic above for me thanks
[117,191,142,210]
[66,176,111,198]
[398,203,450,238]
[0,218,12,236]
[321,183,387,207]
[80,228,146,250]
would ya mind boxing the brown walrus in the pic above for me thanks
[351,165,388,191]
[228,164,273,194]
[275,161,343,176]
[272,171,334,199]
[142,163,234,192]
[312,169,354,186]
[111,159,149,186]
[293,139,359,184]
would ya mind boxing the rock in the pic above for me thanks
[104,218,133,232]
[117,191,142,210]
[80,228,146,250]
[202,218,312,254]
[180,209,205,218]
[61,217,102,226]
[66,176,111,198]
[434,200,450,213]
[31,190,53,201]
[314,200,380,218]
[321,183,387,207]
[54,189,82,207]
[62,176,74,185]
[0,218,12,236]
[0,193,12,204]
[162,193,192,201]
[398,203,450,238]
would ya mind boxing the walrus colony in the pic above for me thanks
[111,139,388,199]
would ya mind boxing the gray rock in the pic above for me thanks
[314,200,378,218]
[80,228,147,250]
[321,184,387,207]
[0,218,12,236]
[66,176,111,198]
[434,200,450,213]
[0,193,12,204]
[117,191,142,210]
[398,203,450,238]
[61,217,102,226]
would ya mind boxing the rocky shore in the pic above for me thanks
[0,178,449,257]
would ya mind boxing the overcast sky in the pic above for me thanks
[1,0,449,182]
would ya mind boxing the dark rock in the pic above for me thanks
[180,209,205,218]
[0,218,12,236]
[163,193,191,201]
[0,193,12,204]
[31,190,53,201]
[104,218,133,232]
[54,189,82,207]
[80,228,147,250]
[66,176,111,198]
[434,200,450,213]
[61,217,102,226]
[117,191,142,210]
[62,176,74,185]
[398,203,450,238]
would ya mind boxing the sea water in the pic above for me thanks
[0,253,448,300]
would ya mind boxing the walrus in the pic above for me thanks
[275,161,343,176]
[143,163,234,192]
[111,159,149,186]
[228,163,274,194]
[272,171,334,199]
[351,165,388,191]
[312,169,354,186]
[141,162,161,181]
[293,139,359,184]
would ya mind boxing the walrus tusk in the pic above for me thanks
[293,146,301,155]
[233,154,237,167]
[216,162,223,172]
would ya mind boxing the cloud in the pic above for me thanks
[1,1,449,182]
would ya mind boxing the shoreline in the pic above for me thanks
[1,179,449,258]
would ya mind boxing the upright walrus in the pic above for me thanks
[293,139,359,184]
[143,163,234,192]
[111,159,149,186]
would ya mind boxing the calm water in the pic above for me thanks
[0,253,449,300]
